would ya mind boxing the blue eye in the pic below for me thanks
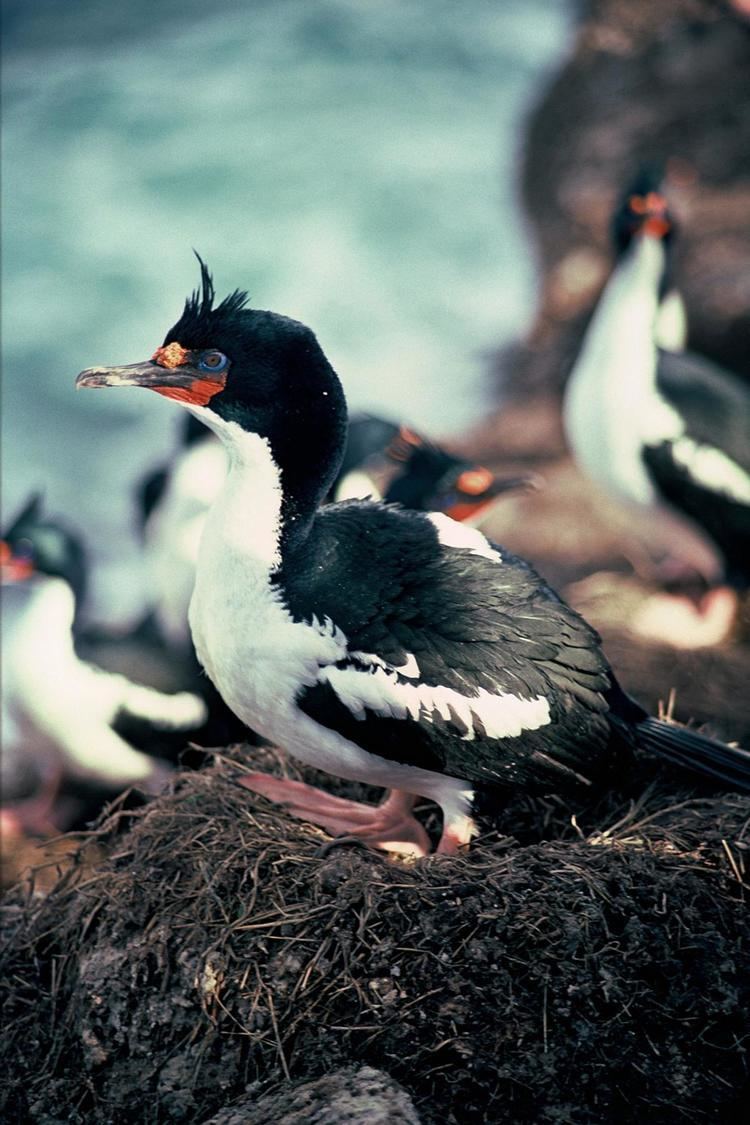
[198,351,228,373]
[15,538,35,561]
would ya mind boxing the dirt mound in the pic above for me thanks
[2,755,748,1125]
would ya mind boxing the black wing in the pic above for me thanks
[276,503,623,794]
[656,348,750,471]
[645,350,750,578]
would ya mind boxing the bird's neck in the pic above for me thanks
[564,234,678,508]
[602,235,665,340]
[201,427,286,571]
[10,577,77,667]
[575,236,666,400]
[202,422,329,575]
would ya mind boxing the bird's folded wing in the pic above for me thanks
[653,349,750,481]
[292,530,615,789]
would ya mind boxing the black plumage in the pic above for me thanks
[611,164,676,298]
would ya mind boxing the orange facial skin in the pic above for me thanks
[455,467,494,496]
[642,216,671,238]
[0,540,35,582]
[628,192,671,239]
[152,379,227,406]
[442,498,495,523]
[150,342,227,404]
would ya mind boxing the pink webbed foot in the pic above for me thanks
[0,764,66,838]
[236,773,431,857]
[631,585,738,649]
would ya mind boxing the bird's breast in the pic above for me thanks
[189,546,346,736]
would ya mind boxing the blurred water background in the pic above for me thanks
[2,0,571,622]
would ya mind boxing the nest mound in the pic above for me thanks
[2,759,749,1125]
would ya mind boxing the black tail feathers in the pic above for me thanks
[636,716,750,793]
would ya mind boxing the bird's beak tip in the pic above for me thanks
[75,367,109,389]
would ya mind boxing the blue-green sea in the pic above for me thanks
[2,0,571,620]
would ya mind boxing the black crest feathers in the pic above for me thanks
[163,254,251,345]
[4,492,44,540]
[619,161,665,204]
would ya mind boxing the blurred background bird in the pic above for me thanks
[1,496,208,837]
[564,169,750,649]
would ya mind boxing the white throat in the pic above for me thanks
[186,415,293,699]
[188,409,285,569]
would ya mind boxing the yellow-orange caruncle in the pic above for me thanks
[152,341,190,369]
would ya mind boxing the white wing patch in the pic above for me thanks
[320,662,551,740]
[393,652,421,678]
[109,676,208,729]
[350,649,421,679]
[308,613,347,647]
[428,513,502,563]
[666,436,750,504]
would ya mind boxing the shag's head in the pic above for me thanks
[384,427,537,521]
[77,257,349,515]
[612,166,675,256]
[1,494,87,602]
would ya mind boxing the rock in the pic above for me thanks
[201,1067,421,1125]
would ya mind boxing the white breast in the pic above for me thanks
[187,426,347,737]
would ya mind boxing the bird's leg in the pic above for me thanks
[235,772,430,856]
[627,506,724,590]
[0,761,65,837]
[436,810,479,855]
[619,516,738,648]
